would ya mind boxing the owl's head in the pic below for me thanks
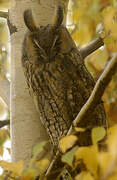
[23,6,76,62]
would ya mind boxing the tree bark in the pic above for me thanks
[9,0,68,166]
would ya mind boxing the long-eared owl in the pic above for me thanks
[22,6,107,152]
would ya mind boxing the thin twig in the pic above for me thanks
[0,120,10,128]
[80,37,104,59]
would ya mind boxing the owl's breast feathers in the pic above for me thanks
[22,47,106,146]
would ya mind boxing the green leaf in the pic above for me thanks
[61,146,78,167]
[32,141,47,158]
[30,141,47,167]
[91,127,106,144]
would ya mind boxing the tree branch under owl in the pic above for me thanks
[45,53,117,180]
[73,53,117,127]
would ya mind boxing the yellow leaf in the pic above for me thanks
[91,127,106,144]
[75,171,94,180]
[0,160,24,176]
[35,158,50,174]
[107,125,117,158]
[75,146,98,177]
[75,127,85,132]
[98,152,112,176]
[59,135,78,153]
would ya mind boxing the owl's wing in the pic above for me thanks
[65,48,107,126]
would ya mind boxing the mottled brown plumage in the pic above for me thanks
[22,6,107,152]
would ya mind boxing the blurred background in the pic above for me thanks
[0,0,15,175]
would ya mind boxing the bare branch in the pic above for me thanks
[80,37,104,59]
[45,151,64,180]
[73,53,117,127]
[0,120,10,128]
[0,11,8,18]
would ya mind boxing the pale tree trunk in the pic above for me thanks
[9,0,68,166]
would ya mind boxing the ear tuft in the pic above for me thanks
[24,9,37,32]
[52,6,63,27]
